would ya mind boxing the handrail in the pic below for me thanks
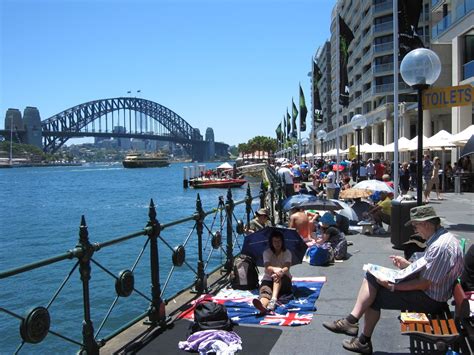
[0,182,276,354]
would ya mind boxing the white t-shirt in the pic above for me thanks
[325,171,338,188]
[262,248,292,281]
[277,167,294,184]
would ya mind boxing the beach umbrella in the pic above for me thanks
[296,198,342,211]
[339,188,373,200]
[329,199,359,221]
[460,135,474,158]
[241,227,308,266]
[352,180,394,193]
[282,194,318,211]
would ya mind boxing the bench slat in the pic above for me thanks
[447,318,459,336]
[423,323,432,334]
[439,319,450,335]
[432,320,442,335]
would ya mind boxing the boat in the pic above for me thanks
[189,178,247,188]
[122,152,170,168]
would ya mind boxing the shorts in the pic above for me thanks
[366,273,446,314]
[259,275,292,300]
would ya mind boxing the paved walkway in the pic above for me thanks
[269,192,474,354]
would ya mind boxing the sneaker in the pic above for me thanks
[267,298,277,311]
[342,337,373,354]
[252,298,268,314]
[322,318,359,336]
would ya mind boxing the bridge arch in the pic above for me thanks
[41,97,204,154]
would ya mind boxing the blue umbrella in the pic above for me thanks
[241,226,308,267]
[282,194,318,211]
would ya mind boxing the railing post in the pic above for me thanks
[145,199,165,325]
[259,181,266,208]
[280,175,287,224]
[245,184,252,227]
[277,177,284,224]
[269,181,275,226]
[77,215,100,355]
[224,188,234,272]
[194,194,207,294]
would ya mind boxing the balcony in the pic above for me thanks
[432,0,474,38]
[373,21,393,34]
[374,41,393,54]
[464,60,474,80]
[373,82,410,95]
[373,0,392,14]
[373,63,394,74]
[362,47,373,64]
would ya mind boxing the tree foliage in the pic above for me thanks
[237,136,277,156]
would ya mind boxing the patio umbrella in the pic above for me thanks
[352,180,394,193]
[384,137,411,152]
[450,125,474,146]
[296,198,342,211]
[425,130,455,150]
[329,199,359,221]
[460,135,474,158]
[339,188,373,200]
[241,226,308,266]
[282,194,318,211]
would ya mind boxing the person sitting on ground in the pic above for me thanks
[289,207,312,241]
[246,208,270,234]
[460,244,474,291]
[315,212,348,260]
[334,212,350,235]
[299,182,309,194]
[322,205,464,354]
[252,230,292,313]
[351,198,372,223]
[366,191,392,228]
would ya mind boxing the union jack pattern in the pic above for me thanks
[260,312,313,326]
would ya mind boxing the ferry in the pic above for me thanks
[122,152,170,168]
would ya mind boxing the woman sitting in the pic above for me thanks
[252,230,292,313]
[315,212,348,260]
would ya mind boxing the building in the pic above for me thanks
[312,0,473,163]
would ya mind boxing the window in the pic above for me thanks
[374,35,392,44]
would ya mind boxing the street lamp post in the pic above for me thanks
[301,138,308,161]
[400,48,441,206]
[350,114,368,182]
[316,129,327,161]
[292,144,298,161]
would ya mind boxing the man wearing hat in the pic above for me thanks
[246,208,270,234]
[322,205,463,354]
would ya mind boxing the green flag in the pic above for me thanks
[339,15,354,107]
[276,123,282,142]
[286,109,291,140]
[299,84,307,132]
[292,98,298,137]
[313,60,323,124]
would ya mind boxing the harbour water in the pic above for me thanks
[0,162,262,353]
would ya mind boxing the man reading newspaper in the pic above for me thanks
[323,205,463,354]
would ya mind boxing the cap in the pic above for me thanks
[319,212,336,226]
[404,205,441,226]
[256,208,269,217]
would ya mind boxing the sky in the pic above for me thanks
[0,0,334,147]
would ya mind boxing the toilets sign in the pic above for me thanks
[422,84,472,110]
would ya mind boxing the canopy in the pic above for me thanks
[359,143,372,153]
[450,125,474,146]
[407,135,430,151]
[365,143,385,153]
[384,137,411,152]
[323,149,338,156]
[425,130,455,150]
[217,162,233,170]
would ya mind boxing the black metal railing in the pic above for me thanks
[0,174,283,354]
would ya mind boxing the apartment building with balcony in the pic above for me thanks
[313,0,437,158]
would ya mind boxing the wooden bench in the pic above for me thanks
[400,283,471,353]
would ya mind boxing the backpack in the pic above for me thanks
[308,243,333,266]
[191,301,233,333]
[230,254,259,290]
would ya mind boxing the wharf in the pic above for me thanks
[105,192,474,354]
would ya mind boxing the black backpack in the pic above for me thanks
[191,301,233,333]
[230,254,259,290]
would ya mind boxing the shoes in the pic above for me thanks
[342,337,373,354]
[252,298,268,314]
[322,318,359,336]
[267,298,277,311]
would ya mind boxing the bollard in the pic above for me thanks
[454,175,461,194]
[183,167,189,188]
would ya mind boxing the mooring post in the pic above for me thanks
[269,181,275,226]
[194,194,207,294]
[245,184,252,228]
[145,199,165,325]
[224,188,234,272]
[77,215,100,355]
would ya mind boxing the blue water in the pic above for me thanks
[0,163,262,353]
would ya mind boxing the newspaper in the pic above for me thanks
[363,257,427,284]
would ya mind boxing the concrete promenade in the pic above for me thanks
[270,191,474,354]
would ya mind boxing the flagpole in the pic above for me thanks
[393,0,399,198]
[336,10,341,183]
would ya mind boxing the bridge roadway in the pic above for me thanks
[103,192,474,354]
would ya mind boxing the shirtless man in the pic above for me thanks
[289,207,312,240]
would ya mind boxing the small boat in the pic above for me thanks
[189,178,247,189]
[122,153,170,168]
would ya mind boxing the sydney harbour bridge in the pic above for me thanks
[1,97,229,161]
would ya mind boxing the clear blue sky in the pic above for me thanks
[1,0,333,146]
